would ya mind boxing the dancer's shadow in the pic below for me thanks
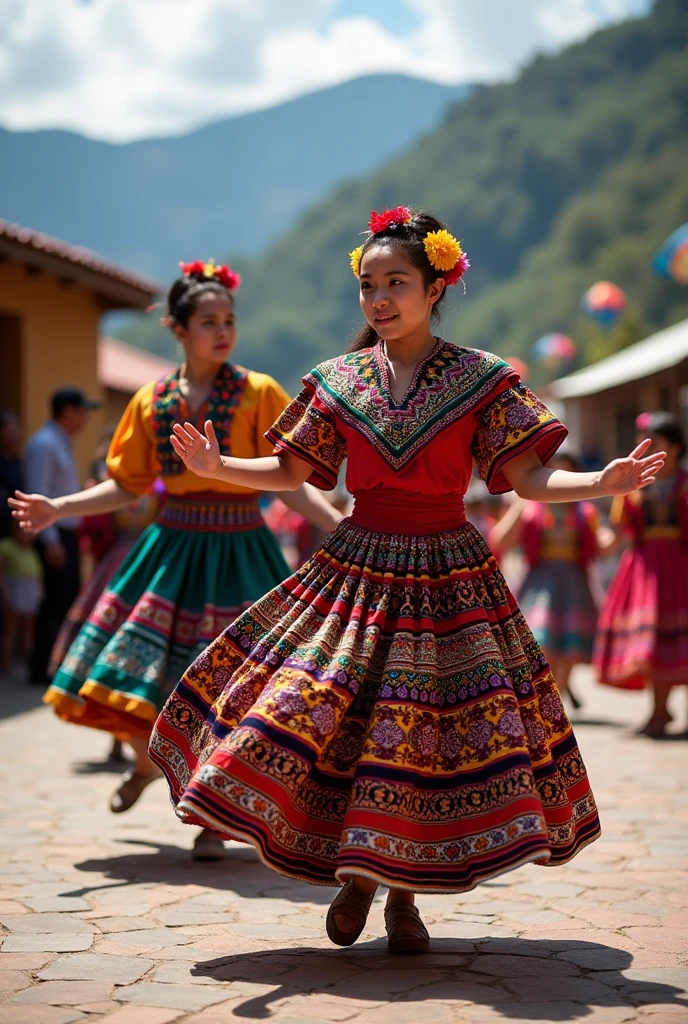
[71,757,133,775]
[68,839,337,905]
[192,938,688,1021]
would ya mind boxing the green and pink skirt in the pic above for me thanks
[44,493,290,739]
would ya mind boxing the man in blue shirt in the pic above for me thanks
[24,388,100,684]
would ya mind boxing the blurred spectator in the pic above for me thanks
[0,520,43,676]
[23,387,100,683]
[595,411,688,737]
[0,410,23,539]
[490,451,614,711]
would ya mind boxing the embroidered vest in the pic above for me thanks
[150,363,249,476]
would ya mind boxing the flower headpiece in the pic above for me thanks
[348,207,469,286]
[179,258,241,292]
[368,205,412,233]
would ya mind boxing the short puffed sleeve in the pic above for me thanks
[106,383,161,496]
[472,382,568,494]
[265,377,347,490]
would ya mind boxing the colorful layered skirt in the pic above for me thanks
[44,494,290,739]
[518,560,598,662]
[48,537,138,679]
[594,536,688,690]
[150,493,600,893]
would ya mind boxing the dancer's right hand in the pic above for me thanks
[170,420,223,479]
[8,490,58,535]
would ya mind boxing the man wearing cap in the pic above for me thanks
[24,388,100,684]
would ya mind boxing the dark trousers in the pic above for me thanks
[30,528,80,683]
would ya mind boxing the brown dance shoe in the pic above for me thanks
[326,879,377,947]
[384,901,430,954]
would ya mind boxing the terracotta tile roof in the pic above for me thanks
[99,337,175,394]
[0,220,162,302]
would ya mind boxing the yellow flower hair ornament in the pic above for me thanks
[423,229,470,286]
[349,245,364,278]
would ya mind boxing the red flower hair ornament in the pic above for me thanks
[179,259,241,291]
[368,206,412,234]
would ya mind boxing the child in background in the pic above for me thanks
[0,521,43,675]
[594,412,688,736]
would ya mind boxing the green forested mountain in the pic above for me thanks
[119,0,688,392]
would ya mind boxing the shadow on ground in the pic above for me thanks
[0,669,46,719]
[70,756,134,775]
[192,938,688,1021]
[70,840,338,904]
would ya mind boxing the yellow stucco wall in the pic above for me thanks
[0,262,105,482]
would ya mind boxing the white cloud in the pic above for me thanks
[0,0,650,142]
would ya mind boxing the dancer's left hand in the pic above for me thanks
[600,439,666,496]
[170,420,222,478]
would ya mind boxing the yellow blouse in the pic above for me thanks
[107,368,290,496]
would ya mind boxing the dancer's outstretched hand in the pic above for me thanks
[170,420,222,478]
[7,490,58,535]
[600,439,666,496]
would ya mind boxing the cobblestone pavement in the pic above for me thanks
[1,668,687,1024]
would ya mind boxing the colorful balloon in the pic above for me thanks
[581,280,627,329]
[532,333,577,371]
[504,356,529,382]
[654,223,688,285]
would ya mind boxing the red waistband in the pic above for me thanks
[349,489,466,536]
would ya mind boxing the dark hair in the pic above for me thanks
[643,411,686,457]
[349,209,454,352]
[166,275,233,329]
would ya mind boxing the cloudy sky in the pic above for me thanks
[0,0,651,143]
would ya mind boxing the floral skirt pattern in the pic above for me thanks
[44,496,290,739]
[150,518,600,892]
[594,538,688,689]
[518,560,598,662]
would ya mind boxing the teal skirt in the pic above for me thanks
[44,494,290,738]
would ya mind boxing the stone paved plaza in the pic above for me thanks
[1,669,687,1024]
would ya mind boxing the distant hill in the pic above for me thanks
[0,75,472,281]
[118,0,688,391]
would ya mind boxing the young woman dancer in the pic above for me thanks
[10,260,342,859]
[147,209,664,947]
[490,451,606,708]
[594,411,688,737]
